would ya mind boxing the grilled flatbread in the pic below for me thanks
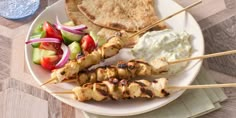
[65,0,139,46]
[78,0,166,32]
[65,0,102,33]
[65,0,122,37]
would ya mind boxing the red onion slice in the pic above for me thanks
[61,24,87,31]
[71,24,87,31]
[25,38,61,44]
[56,16,87,35]
[60,26,86,35]
[95,41,99,49]
[55,23,87,31]
[55,43,70,68]
[56,16,87,30]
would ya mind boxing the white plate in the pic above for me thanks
[25,0,204,116]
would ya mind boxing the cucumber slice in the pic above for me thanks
[68,41,81,60]
[33,23,43,35]
[30,30,46,48]
[89,31,106,47]
[62,30,82,45]
[32,48,56,64]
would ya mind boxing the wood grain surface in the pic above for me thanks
[0,0,235,118]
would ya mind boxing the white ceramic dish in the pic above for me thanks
[25,0,204,116]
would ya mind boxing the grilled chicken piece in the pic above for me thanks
[66,59,168,85]
[51,36,125,82]
[72,78,169,102]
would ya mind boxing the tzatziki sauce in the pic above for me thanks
[132,29,192,74]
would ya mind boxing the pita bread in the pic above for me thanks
[65,0,139,46]
[65,0,101,33]
[78,0,166,32]
[65,0,121,36]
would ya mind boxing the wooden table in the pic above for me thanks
[0,0,235,118]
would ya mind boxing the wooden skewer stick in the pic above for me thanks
[41,76,79,86]
[128,0,202,39]
[169,50,236,65]
[168,83,236,90]
[62,79,77,83]
[52,91,74,94]
[40,1,202,87]
[52,82,236,95]
[40,78,56,87]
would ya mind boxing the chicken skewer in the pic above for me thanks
[50,35,124,83]
[47,1,202,86]
[54,78,169,102]
[42,50,236,86]
[48,59,168,85]
[53,77,236,102]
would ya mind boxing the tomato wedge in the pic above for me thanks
[41,55,61,70]
[43,21,62,40]
[80,35,96,54]
[39,42,63,55]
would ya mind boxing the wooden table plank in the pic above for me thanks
[175,0,226,21]
[61,103,75,118]
[203,15,236,76]
[0,88,48,118]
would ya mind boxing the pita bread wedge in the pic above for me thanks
[65,0,120,37]
[65,0,140,45]
[65,0,101,33]
[77,0,166,32]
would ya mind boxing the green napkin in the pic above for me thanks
[83,67,227,118]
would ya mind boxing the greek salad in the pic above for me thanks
[25,17,106,71]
